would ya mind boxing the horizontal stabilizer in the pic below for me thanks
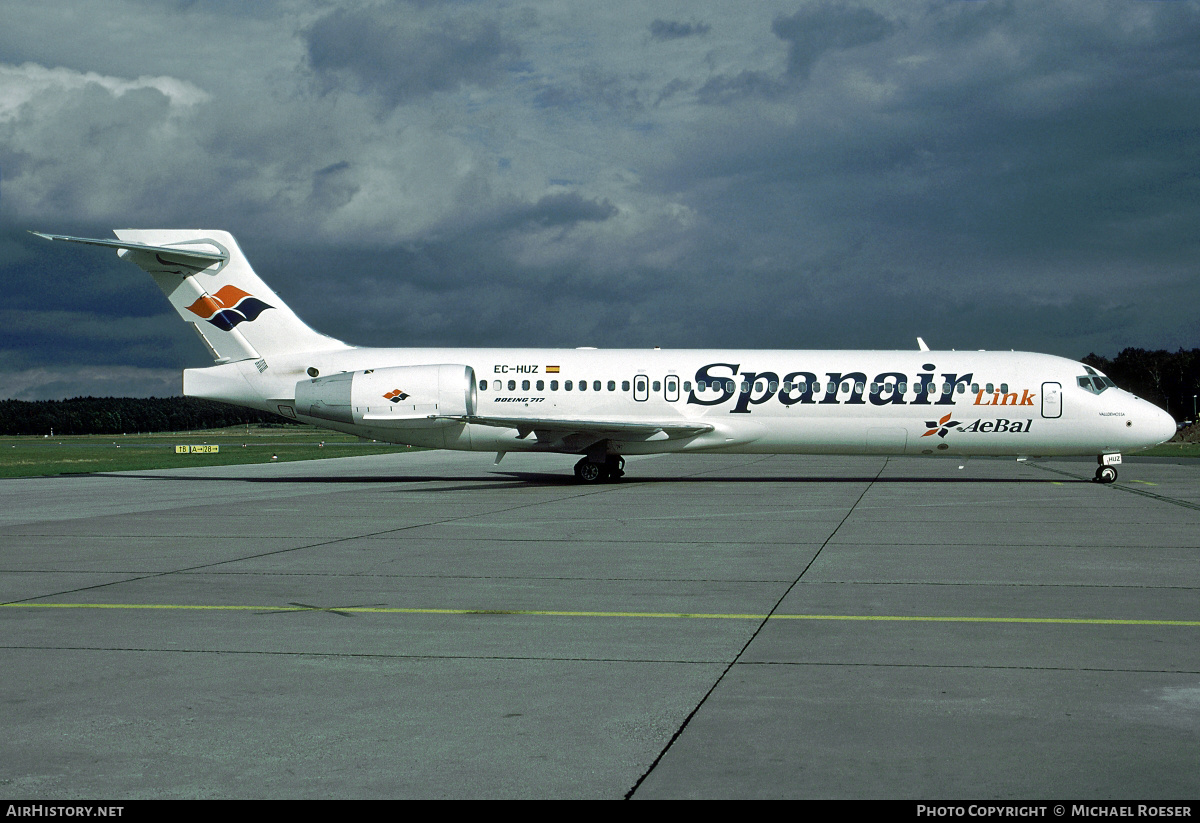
[30,231,228,264]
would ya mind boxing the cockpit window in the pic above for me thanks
[1077,375,1111,394]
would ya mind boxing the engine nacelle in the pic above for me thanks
[294,364,477,427]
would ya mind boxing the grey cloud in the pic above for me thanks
[310,161,358,211]
[649,20,711,41]
[0,366,182,401]
[452,193,621,241]
[305,7,521,105]
[696,70,786,105]
[771,2,895,81]
[513,192,619,229]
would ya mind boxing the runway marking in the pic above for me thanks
[4,602,1198,626]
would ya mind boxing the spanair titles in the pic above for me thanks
[687,362,1019,413]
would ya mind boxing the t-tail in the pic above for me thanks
[31,230,349,363]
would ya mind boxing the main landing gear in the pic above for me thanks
[1094,454,1120,484]
[573,455,625,484]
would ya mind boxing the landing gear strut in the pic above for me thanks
[573,455,625,484]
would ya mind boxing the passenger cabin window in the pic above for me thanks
[522,380,530,391]
[565,380,574,390]
[579,380,587,391]
[622,380,630,391]
[479,380,487,390]
[493,380,501,391]
[508,380,516,390]
[593,380,601,391]
[550,380,559,391]
[608,380,616,391]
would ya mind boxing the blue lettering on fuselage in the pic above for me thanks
[686,363,975,413]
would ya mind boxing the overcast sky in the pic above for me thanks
[1,0,1197,400]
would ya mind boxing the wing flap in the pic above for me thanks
[442,414,713,441]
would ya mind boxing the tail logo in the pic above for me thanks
[186,286,272,331]
[383,389,410,402]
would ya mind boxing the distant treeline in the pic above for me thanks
[1083,348,1199,421]
[0,396,298,436]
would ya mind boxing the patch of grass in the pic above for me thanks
[1138,441,1200,458]
[0,426,422,478]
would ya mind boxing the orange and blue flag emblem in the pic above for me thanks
[186,286,272,331]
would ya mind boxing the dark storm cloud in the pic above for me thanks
[304,6,521,105]
[649,20,711,41]
[2,1,1199,401]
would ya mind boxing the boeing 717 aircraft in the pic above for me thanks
[33,230,1176,483]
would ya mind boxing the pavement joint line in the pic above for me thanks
[1028,462,1200,511]
[624,454,890,799]
[2,602,1199,625]
[2,645,1198,674]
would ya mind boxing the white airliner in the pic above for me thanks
[33,229,1176,483]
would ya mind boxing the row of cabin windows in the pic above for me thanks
[480,378,1011,396]
[480,379,669,392]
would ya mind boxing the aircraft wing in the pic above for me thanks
[439,414,713,447]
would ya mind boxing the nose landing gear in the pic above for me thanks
[1094,454,1120,484]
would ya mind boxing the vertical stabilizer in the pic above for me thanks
[109,230,348,363]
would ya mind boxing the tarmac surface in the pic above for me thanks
[1,450,1198,799]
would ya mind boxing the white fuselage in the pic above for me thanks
[184,346,1176,458]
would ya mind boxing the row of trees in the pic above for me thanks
[1082,348,1199,422]
[0,396,297,436]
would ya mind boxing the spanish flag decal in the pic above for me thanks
[546,365,560,373]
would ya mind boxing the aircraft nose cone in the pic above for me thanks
[1152,406,1176,445]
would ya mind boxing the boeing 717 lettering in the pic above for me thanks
[33,230,1176,483]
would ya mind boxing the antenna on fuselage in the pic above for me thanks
[916,337,930,351]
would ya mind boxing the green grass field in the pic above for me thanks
[0,426,422,478]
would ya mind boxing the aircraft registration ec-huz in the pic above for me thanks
[34,229,1176,484]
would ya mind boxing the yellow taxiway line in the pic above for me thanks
[3,602,1199,626]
